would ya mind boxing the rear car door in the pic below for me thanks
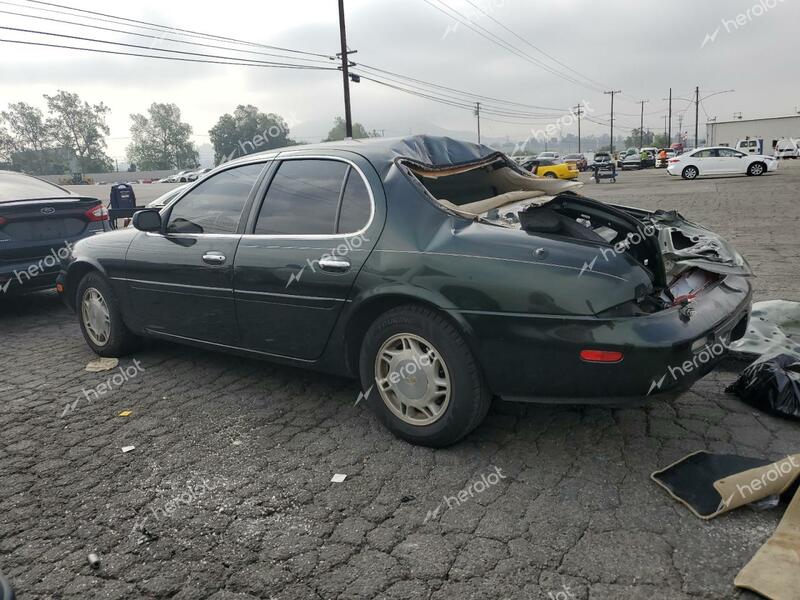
[122,162,267,345]
[690,149,715,173]
[233,153,381,360]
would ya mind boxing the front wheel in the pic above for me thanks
[747,162,765,176]
[358,305,490,447]
[682,166,699,180]
[77,272,140,357]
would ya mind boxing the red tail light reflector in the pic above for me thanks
[580,349,624,363]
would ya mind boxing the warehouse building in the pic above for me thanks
[706,114,800,151]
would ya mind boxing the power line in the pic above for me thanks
[23,0,332,58]
[460,0,609,92]
[0,37,339,70]
[0,6,334,66]
[0,25,334,67]
[421,0,605,93]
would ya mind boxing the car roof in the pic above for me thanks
[0,170,78,203]
[225,135,499,178]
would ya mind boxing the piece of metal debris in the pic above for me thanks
[88,553,101,569]
[121,446,135,453]
[85,357,119,373]
[331,474,347,483]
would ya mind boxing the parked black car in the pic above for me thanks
[0,171,108,295]
[58,136,752,446]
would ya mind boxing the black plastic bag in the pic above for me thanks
[726,353,800,420]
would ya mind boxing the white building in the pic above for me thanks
[706,114,800,151]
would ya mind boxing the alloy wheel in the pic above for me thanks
[374,333,451,426]
[81,287,111,346]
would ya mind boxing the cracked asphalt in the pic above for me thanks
[2,164,799,599]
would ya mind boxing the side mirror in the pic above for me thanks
[132,209,162,232]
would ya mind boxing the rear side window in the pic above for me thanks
[166,163,263,234]
[337,169,371,234]
[254,159,371,236]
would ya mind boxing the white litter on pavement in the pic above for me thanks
[85,357,119,372]
[121,446,135,453]
[331,474,347,483]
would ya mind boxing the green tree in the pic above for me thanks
[624,128,655,149]
[653,133,670,148]
[323,117,373,142]
[209,105,295,165]
[0,102,52,174]
[126,103,198,170]
[45,90,112,173]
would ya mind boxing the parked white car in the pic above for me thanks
[536,152,560,160]
[775,139,800,159]
[666,147,778,180]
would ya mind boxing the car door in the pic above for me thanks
[717,148,749,174]
[233,154,383,360]
[689,149,714,174]
[122,162,268,345]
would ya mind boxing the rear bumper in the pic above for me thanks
[454,275,752,402]
[0,261,60,295]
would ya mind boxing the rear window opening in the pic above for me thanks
[401,156,581,221]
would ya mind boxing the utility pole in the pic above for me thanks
[694,86,700,149]
[663,115,668,143]
[475,102,481,145]
[638,100,649,147]
[668,88,672,145]
[604,90,622,154]
[337,0,353,139]
[573,103,584,153]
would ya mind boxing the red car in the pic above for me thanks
[563,153,588,172]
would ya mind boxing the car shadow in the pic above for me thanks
[0,290,67,320]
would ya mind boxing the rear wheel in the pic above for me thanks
[77,272,140,357]
[544,172,558,179]
[681,166,699,180]
[358,305,490,447]
[747,162,765,176]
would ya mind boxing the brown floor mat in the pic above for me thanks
[735,486,800,600]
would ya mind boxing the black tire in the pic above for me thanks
[358,305,491,447]
[681,166,699,180]
[76,272,140,357]
[544,172,558,179]
[747,162,766,176]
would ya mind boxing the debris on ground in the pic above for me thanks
[121,446,135,453]
[730,300,800,360]
[330,474,347,483]
[85,357,119,373]
[727,353,800,421]
[118,410,132,417]
[87,553,101,569]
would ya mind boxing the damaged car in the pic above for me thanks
[57,136,753,447]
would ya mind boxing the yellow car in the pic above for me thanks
[521,158,579,180]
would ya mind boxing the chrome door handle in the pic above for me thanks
[318,257,351,272]
[202,252,226,265]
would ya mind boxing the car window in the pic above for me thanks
[166,163,264,234]
[719,148,743,158]
[337,168,372,234]
[693,150,712,158]
[255,159,349,235]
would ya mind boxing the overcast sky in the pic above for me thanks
[2,0,798,159]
